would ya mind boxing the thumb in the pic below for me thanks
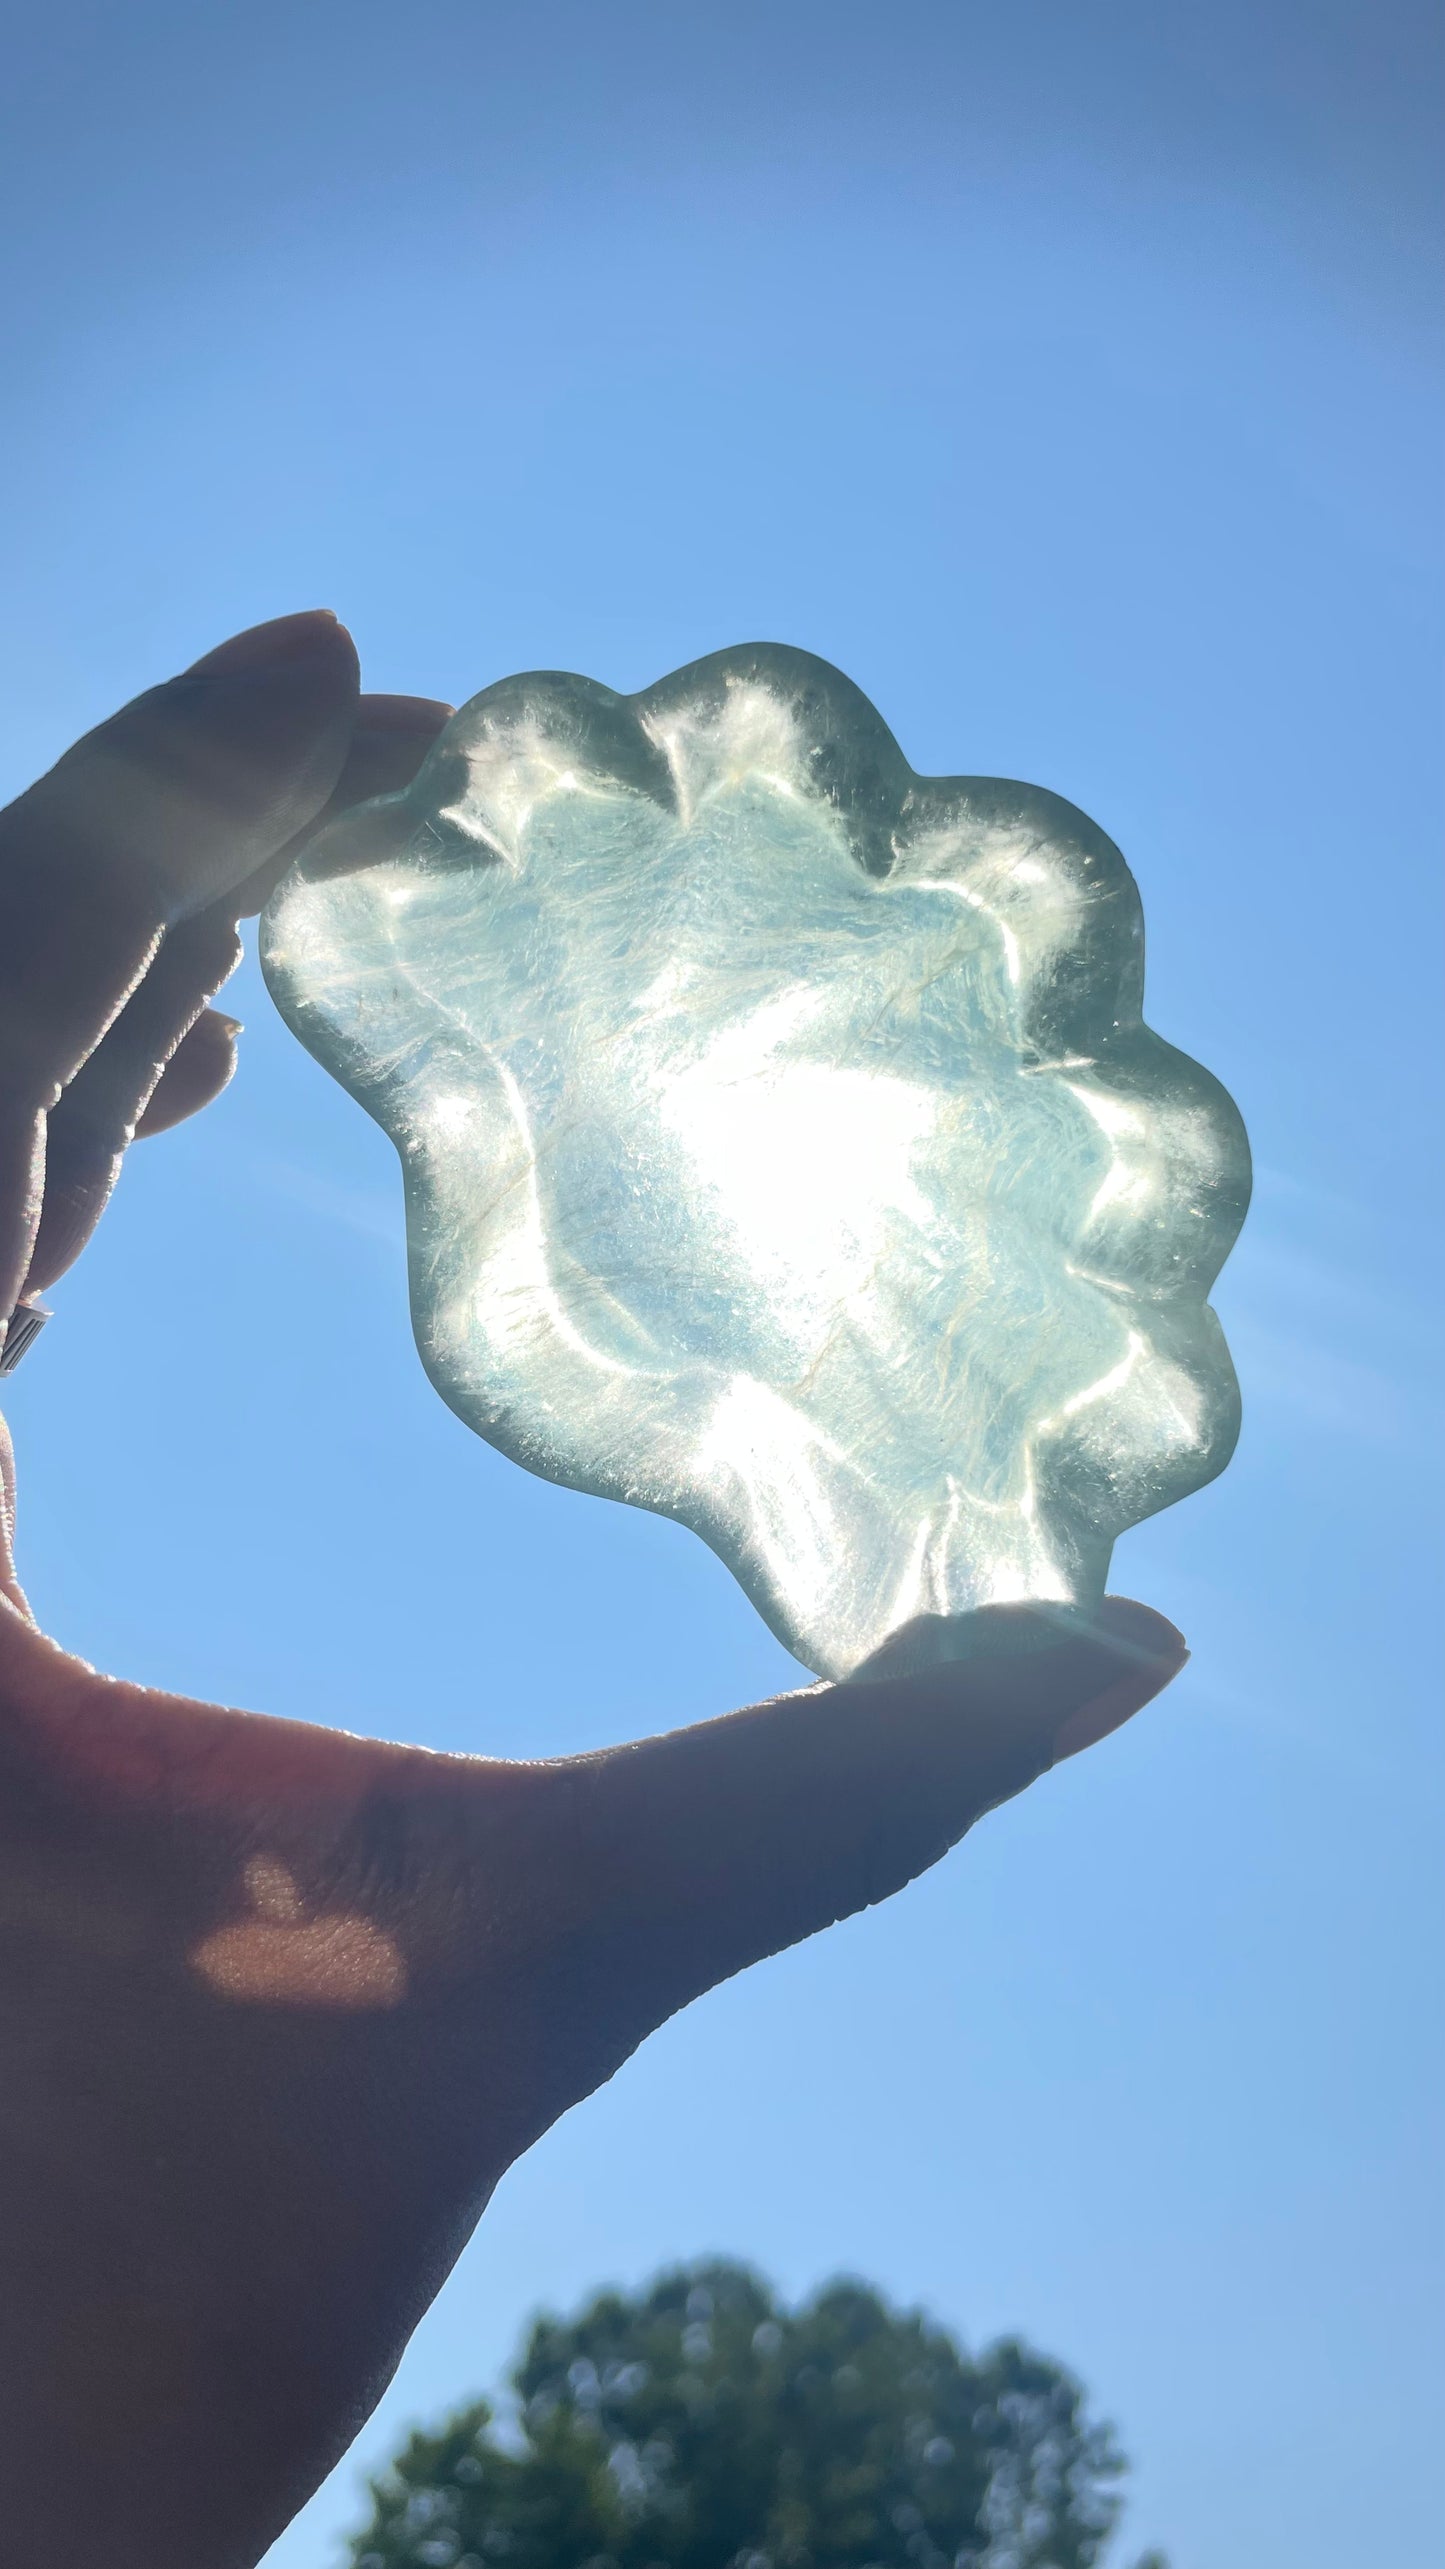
[515,1597,1187,2109]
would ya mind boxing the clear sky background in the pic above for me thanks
[2,5,1441,2563]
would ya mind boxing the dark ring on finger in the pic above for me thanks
[0,1300,51,1376]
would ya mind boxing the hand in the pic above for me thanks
[0,616,1186,2569]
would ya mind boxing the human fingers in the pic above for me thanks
[22,690,452,1297]
[132,1009,243,1140]
[0,611,359,1101]
[228,690,453,918]
[0,612,359,1316]
[0,1584,1178,2560]
[524,1599,1187,2095]
[21,908,245,1293]
[0,1414,21,1612]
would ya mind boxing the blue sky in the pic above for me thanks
[1,4,1441,2562]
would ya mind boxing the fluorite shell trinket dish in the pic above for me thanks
[261,647,1249,1681]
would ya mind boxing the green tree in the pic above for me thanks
[350,2260,1145,2569]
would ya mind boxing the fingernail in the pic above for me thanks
[357,694,455,735]
[1050,1646,1189,1764]
[183,612,345,680]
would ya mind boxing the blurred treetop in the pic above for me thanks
[350,2259,1165,2569]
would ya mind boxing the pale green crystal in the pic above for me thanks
[261,647,1249,1680]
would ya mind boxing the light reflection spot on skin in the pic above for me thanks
[191,1855,407,2011]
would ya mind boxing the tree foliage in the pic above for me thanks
[350,2260,1139,2569]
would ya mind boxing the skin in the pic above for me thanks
[0,613,1187,2569]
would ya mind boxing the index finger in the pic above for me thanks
[0,613,359,1115]
[0,612,360,1314]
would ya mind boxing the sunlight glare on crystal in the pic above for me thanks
[262,645,1249,1680]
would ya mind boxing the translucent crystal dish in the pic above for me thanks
[261,647,1249,1680]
